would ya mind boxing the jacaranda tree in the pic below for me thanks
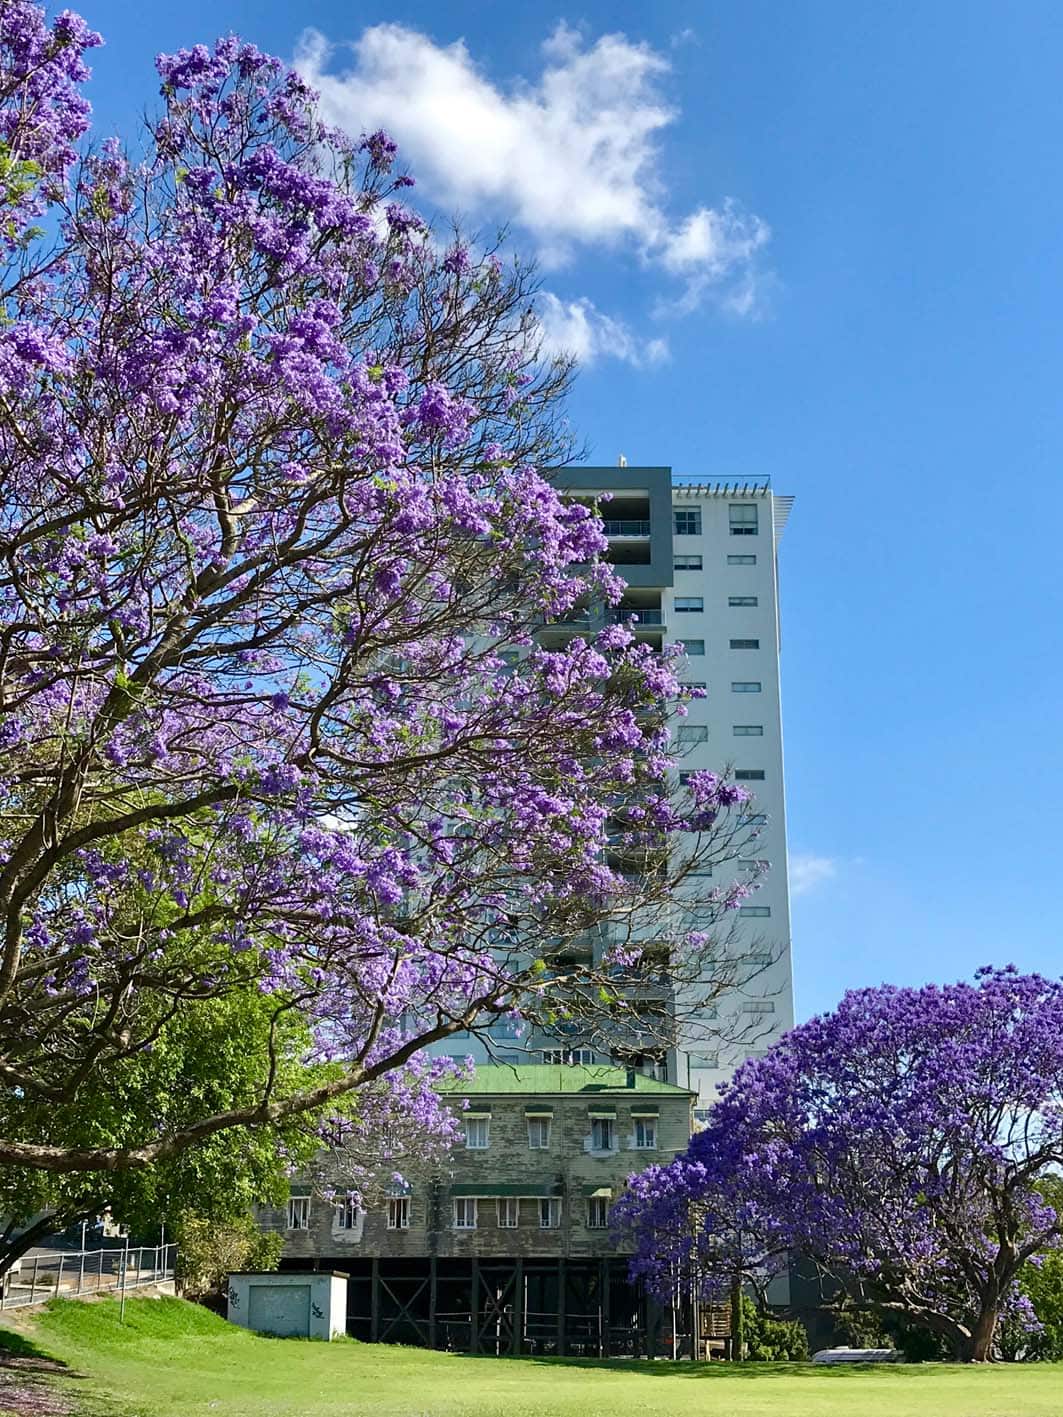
[614,968,1063,1362]
[0,5,765,1178]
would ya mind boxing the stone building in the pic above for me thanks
[260,1064,698,1356]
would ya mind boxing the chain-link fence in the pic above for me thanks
[0,1243,177,1311]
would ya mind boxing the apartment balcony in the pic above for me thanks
[602,519,651,537]
[610,608,664,626]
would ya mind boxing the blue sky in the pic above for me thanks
[77,0,1063,1019]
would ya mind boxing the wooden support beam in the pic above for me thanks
[429,1256,438,1351]
[370,1258,380,1345]
[511,1258,523,1356]
[600,1258,611,1358]
[557,1258,566,1357]
[470,1258,480,1356]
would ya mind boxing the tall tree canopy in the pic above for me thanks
[614,968,1063,1362]
[0,6,765,1177]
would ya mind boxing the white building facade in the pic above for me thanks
[430,467,795,1116]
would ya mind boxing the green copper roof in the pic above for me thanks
[436,1064,691,1097]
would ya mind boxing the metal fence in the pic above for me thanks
[0,1243,177,1311]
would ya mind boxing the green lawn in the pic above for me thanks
[1,1297,1061,1417]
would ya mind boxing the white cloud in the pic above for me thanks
[294,23,768,308]
[537,293,669,368]
[789,853,839,897]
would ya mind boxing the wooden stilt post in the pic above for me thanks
[600,1259,611,1358]
[557,1258,566,1357]
[511,1258,523,1356]
[470,1259,480,1355]
[429,1256,438,1350]
[370,1259,380,1344]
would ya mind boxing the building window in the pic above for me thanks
[729,504,758,536]
[527,1116,551,1149]
[633,1118,658,1150]
[744,812,768,825]
[729,596,758,607]
[464,1116,490,1149]
[386,1197,410,1230]
[728,554,757,566]
[677,724,708,743]
[732,681,762,693]
[735,769,765,781]
[739,859,768,874]
[286,1197,310,1230]
[690,1053,719,1069]
[453,1198,478,1230]
[590,1118,616,1151]
[541,1048,596,1065]
[674,597,704,613]
[333,1198,361,1230]
[730,638,760,649]
[744,1000,776,1014]
[678,771,694,787]
[539,1198,562,1229]
[587,1197,610,1229]
[674,508,702,535]
[733,725,764,737]
[685,681,707,690]
[739,905,771,918]
[497,1198,519,1229]
[679,638,705,656]
[674,554,703,571]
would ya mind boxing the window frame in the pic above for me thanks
[674,596,704,613]
[729,504,759,536]
[728,596,758,607]
[586,1197,610,1230]
[386,1197,410,1231]
[497,1197,520,1229]
[729,638,760,650]
[733,725,764,736]
[633,1118,658,1150]
[463,1116,490,1150]
[527,1116,552,1150]
[673,508,702,536]
[453,1198,478,1230]
[678,638,706,656]
[727,553,757,566]
[286,1196,310,1231]
[674,553,703,571]
[590,1117,616,1152]
[538,1198,562,1230]
[731,681,762,693]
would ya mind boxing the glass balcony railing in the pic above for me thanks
[602,519,651,536]
[610,609,664,626]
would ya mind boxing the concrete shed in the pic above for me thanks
[227,1270,347,1340]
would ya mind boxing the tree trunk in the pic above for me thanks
[965,1303,999,1363]
[730,1277,744,1362]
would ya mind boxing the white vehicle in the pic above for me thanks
[812,1346,901,1364]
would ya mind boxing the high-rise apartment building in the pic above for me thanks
[430,466,795,1113]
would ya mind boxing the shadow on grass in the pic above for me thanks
[0,1322,90,1417]
[510,1356,954,1381]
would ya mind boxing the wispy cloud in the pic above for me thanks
[536,293,669,367]
[789,853,839,897]
[295,21,769,322]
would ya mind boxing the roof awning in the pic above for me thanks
[587,1106,617,1119]
[524,1104,554,1116]
[462,1105,491,1118]
[450,1183,561,1198]
[630,1104,659,1117]
[583,1185,614,1199]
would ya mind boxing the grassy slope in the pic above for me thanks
[2,1297,1061,1417]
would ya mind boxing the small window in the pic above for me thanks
[730,639,760,650]
[590,1117,616,1151]
[497,1198,519,1229]
[739,859,768,874]
[729,504,758,536]
[527,1116,551,1149]
[587,1197,610,1229]
[453,1198,478,1230]
[743,1000,776,1013]
[674,508,702,536]
[679,638,705,656]
[685,681,707,690]
[744,813,768,826]
[739,905,771,918]
[464,1116,490,1150]
[678,771,694,787]
[677,724,708,744]
[733,725,764,736]
[334,1198,361,1230]
[386,1197,410,1230]
[689,1053,719,1070]
[728,596,758,607]
[286,1197,310,1231]
[633,1118,658,1150]
[735,769,765,781]
[539,1198,562,1229]
[731,681,762,693]
[674,554,703,571]
[541,1048,596,1065]
[674,597,704,613]
[728,554,757,566]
